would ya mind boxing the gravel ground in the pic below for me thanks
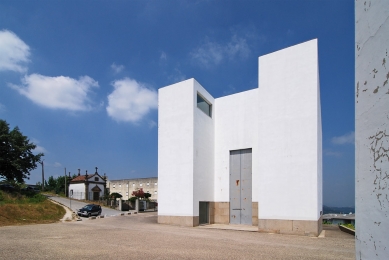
[0,212,355,260]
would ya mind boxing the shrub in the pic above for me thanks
[28,193,47,203]
[342,223,355,230]
[128,196,137,202]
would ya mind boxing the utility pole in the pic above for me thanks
[64,167,67,197]
[39,160,45,190]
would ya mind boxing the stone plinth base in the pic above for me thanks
[158,215,199,227]
[258,217,322,237]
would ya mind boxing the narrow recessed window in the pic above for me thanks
[197,93,212,117]
[147,182,149,186]
[113,184,115,188]
[95,177,98,181]
[155,182,158,186]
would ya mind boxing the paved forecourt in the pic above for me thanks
[0,212,355,259]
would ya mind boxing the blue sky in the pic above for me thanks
[0,0,354,207]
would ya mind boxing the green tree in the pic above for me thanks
[0,120,44,183]
[46,176,57,191]
[110,192,122,199]
[55,176,66,194]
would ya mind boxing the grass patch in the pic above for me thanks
[0,190,65,227]
[341,223,355,230]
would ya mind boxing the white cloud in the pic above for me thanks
[31,138,47,154]
[0,30,30,73]
[53,162,62,168]
[190,34,251,68]
[168,67,186,83]
[160,51,167,60]
[9,74,98,111]
[225,34,250,59]
[106,78,158,123]
[111,63,124,74]
[148,120,157,129]
[34,145,47,154]
[324,149,342,157]
[0,103,5,113]
[190,41,224,67]
[331,131,355,145]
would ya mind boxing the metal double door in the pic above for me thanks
[229,148,252,225]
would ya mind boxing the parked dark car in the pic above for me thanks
[21,186,40,193]
[0,184,15,192]
[77,204,102,217]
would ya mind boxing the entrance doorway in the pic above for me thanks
[199,202,209,224]
[229,148,252,225]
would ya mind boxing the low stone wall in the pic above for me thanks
[158,215,199,227]
[258,217,322,237]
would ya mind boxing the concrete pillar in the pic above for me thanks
[118,199,122,211]
[356,0,389,258]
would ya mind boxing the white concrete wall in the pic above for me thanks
[257,39,321,221]
[88,183,105,197]
[158,79,195,216]
[193,80,215,216]
[355,0,389,258]
[214,89,259,202]
[108,178,158,200]
[69,183,84,200]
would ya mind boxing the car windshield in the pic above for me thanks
[81,205,93,210]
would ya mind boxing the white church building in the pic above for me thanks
[158,39,322,236]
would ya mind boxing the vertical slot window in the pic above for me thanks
[197,93,212,117]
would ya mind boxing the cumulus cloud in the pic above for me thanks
[9,74,98,111]
[0,30,30,73]
[111,63,124,74]
[190,34,250,68]
[106,78,158,123]
[331,131,355,145]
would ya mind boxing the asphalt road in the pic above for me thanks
[0,212,355,259]
[47,195,123,217]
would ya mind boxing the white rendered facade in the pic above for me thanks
[68,173,106,201]
[107,177,158,201]
[158,39,322,235]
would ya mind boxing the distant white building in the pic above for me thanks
[68,170,107,201]
[107,177,158,201]
[158,39,322,236]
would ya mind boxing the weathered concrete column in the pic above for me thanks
[355,0,389,258]
[118,199,122,211]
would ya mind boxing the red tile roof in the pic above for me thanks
[71,174,92,182]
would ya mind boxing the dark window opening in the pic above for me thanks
[197,93,212,117]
